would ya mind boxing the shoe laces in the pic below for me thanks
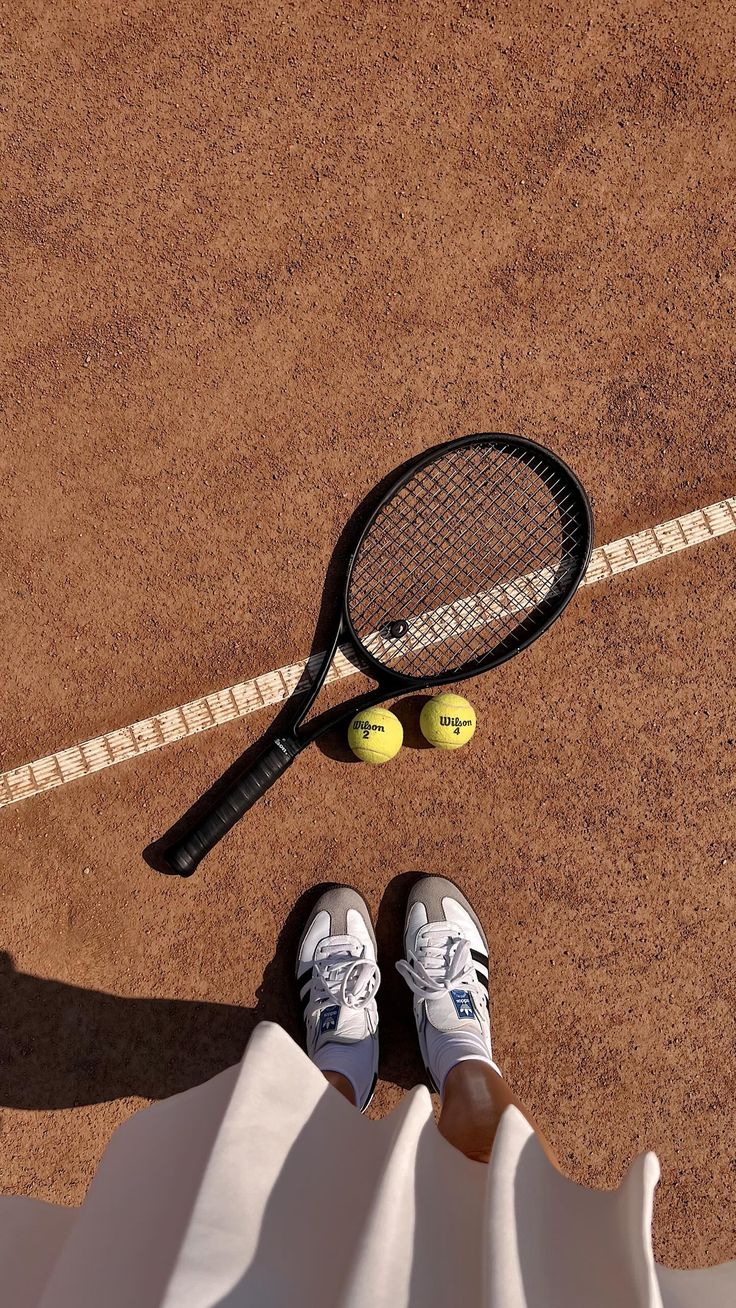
[312,936,381,1010]
[396,925,480,1000]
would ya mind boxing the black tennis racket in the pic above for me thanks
[164,433,592,876]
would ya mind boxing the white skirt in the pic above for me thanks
[1,1022,733,1308]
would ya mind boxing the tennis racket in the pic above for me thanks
[164,433,592,876]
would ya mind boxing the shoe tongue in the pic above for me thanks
[315,1002,369,1046]
[424,988,480,1033]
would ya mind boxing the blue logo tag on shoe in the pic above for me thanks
[319,1005,340,1034]
[450,990,477,1021]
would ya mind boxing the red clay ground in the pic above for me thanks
[2,0,735,1270]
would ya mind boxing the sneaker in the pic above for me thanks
[296,885,380,1111]
[396,874,499,1094]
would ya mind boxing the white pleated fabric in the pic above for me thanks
[1,1022,733,1307]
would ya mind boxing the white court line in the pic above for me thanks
[1,496,734,810]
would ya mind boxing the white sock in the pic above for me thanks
[313,1038,375,1108]
[425,1025,500,1098]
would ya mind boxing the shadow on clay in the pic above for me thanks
[0,873,427,1110]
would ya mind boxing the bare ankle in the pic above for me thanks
[439,1060,560,1169]
[322,1069,357,1106]
[438,1060,505,1162]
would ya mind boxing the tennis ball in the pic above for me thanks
[347,707,403,764]
[420,693,477,750]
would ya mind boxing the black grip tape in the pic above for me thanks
[164,737,299,876]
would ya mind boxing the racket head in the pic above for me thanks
[342,433,592,689]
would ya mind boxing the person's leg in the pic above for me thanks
[397,874,559,1166]
[438,1059,558,1165]
[322,1069,357,1106]
[296,886,381,1112]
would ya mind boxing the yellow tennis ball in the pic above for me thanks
[347,707,403,764]
[420,693,477,750]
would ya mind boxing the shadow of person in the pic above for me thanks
[0,884,332,1110]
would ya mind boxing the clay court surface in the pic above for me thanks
[1,0,735,1270]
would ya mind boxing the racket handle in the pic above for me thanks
[164,737,299,876]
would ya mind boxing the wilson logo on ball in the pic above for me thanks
[353,720,386,737]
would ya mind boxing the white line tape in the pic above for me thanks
[2,496,734,809]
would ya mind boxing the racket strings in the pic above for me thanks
[352,451,563,610]
[353,450,566,607]
[351,450,556,613]
[351,481,516,625]
[363,448,545,567]
[347,442,588,678]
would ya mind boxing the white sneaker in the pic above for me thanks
[396,875,499,1095]
[296,886,380,1111]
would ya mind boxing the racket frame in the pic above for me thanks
[340,431,592,694]
[164,431,592,874]
[265,432,592,749]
